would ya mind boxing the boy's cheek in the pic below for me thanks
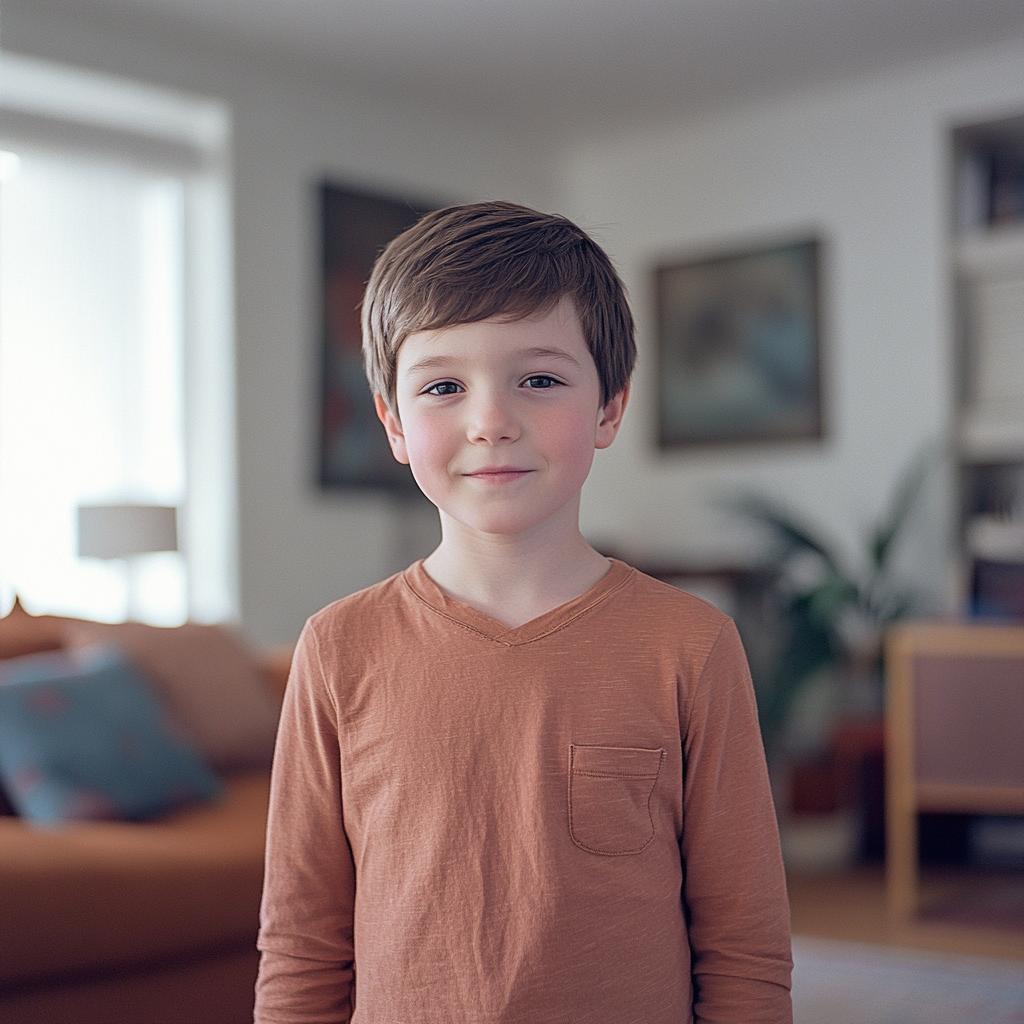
[405,430,452,476]
[403,438,454,510]
[398,415,448,468]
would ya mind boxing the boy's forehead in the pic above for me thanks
[401,301,585,361]
[400,295,582,352]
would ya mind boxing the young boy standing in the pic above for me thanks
[255,202,793,1023]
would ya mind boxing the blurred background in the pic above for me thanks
[3,0,1023,644]
[1,2,1023,1018]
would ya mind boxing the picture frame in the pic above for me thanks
[318,182,436,491]
[655,238,823,449]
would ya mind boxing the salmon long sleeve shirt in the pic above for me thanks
[255,559,793,1023]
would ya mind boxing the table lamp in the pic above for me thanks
[77,504,179,622]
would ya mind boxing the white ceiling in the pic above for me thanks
[64,0,1024,136]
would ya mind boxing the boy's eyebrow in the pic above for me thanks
[519,346,582,367]
[403,354,459,374]
[404,346,583,376]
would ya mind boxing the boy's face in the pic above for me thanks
[375,296,628,540]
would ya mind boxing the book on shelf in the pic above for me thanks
[970,558,1024,622]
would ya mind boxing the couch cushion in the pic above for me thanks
[0,647,222,824]
[0,770,270,987]
[59,621,281,772]
[0,599,65,660]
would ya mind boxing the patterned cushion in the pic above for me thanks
[0,646,222,824]
[60,621,281,772]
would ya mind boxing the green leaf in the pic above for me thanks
[870,442,941,570]
[756,599,842,738]
[805,576,858,628]
[728,495,844,576]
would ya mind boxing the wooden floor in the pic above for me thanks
[787,866,1024,961]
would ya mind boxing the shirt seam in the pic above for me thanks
[684,617,731,729]
[399,565,637,647]
[307,617,341,728]
[572,769,662,779]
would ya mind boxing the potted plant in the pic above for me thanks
[731,447,939,752]
[729,447,940,866]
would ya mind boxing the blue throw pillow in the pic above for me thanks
[0,645,222,824]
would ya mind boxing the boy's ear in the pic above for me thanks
[594,382,630,450]
[374,394,411,465]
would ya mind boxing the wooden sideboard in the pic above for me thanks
[885,621,1024,926]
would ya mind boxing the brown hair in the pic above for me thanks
[361,200,635,410]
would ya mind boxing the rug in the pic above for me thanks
[792,936,1024,1024]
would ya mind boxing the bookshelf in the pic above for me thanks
[951,116,1024,618]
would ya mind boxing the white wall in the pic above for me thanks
[558,41,1024,605]
[3,1,555,643]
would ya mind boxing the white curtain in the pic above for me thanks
[0,146,188,624]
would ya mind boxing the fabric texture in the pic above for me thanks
[60,620,281,772]
[0,646,222,824]
[0,769,269,987]
[0,599,66,661]
[256,559,793,1024]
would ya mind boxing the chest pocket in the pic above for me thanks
[568,744,665,855]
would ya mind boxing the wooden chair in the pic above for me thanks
[885,620,1024,926]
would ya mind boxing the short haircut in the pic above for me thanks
[361,200,636,410]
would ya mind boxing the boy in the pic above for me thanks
[255,201,793,1023]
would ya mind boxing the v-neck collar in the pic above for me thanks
[401,557,635,647]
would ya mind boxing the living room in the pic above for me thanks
[0,1,1022,1022]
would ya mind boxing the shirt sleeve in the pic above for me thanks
[680,618,793,1024]
[255,619,357,1024]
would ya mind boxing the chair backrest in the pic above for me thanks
[887,622,1024,816]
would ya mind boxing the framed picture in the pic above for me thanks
[319,182,436,491]
[655,238,823,448]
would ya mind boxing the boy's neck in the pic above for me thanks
[421,505,611,629]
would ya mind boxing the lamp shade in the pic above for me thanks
[77,505,178,559]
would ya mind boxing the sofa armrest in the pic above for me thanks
[0,770,271,989]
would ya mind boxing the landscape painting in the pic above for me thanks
[656,238,823,448]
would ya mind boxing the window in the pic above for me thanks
[0,53,236,625]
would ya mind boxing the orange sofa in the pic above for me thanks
[0,602,291,1024]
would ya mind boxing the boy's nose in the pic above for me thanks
[467,392,520,445]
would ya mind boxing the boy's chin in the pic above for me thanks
[441,512,539,538]
[435,501,582,542]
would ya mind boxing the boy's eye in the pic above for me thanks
[523,375,560,389]
[424,381,462,396]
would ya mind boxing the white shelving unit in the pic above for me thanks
[951,119,1024,591]
[954,223,1024,462]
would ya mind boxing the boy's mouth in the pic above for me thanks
[464,466,533,483]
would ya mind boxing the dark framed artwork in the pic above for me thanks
[319,182,436,490]
[656,238,823,448]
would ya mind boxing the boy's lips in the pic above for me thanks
[464,466,533,482]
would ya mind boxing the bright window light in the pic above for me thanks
[0,151,20,180]
[0,52,236,626]
[0,148,188,624]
